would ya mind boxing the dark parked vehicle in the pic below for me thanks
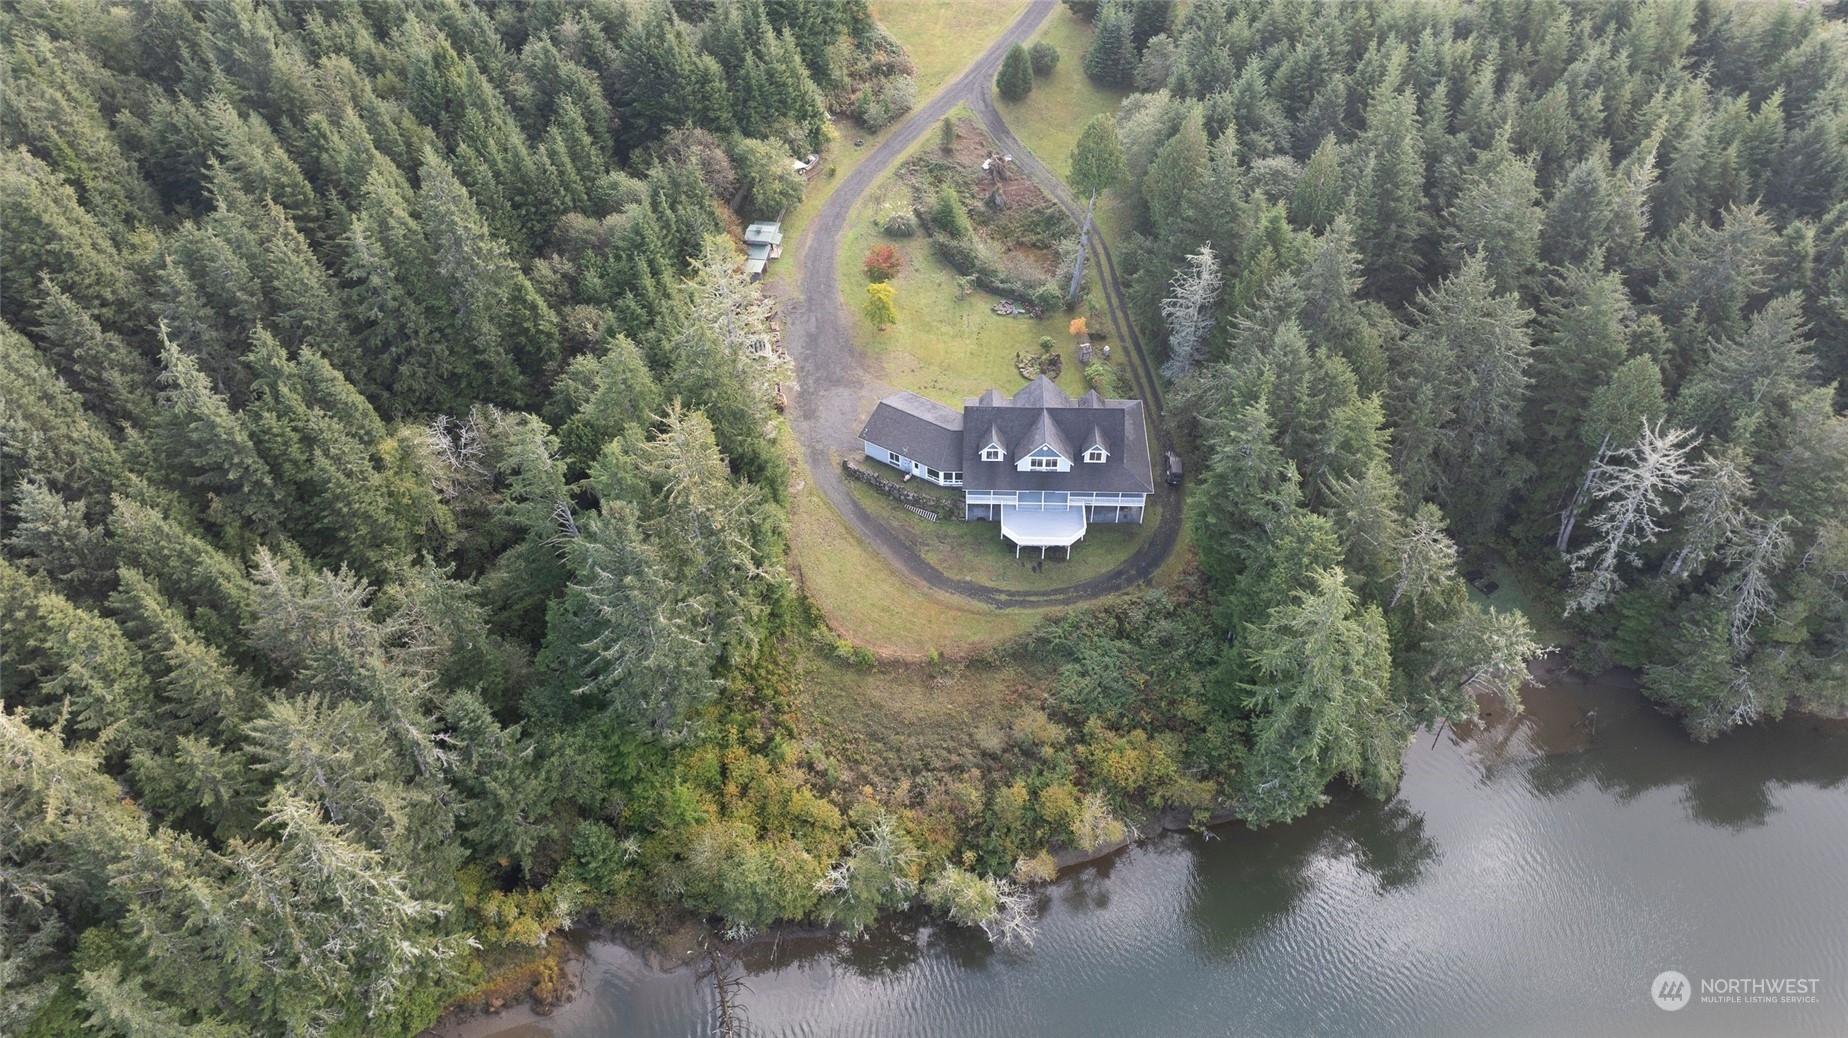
[1164,451,1183,486]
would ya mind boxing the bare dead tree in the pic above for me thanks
[981,879,1039,950]
[696,945,751,1038]
[1563,420,1698,615]
[1556,432,1610,553]
[1724,513,1793,650]
[553,500,580,540]
[1158,244,1222,379]
[425,412,489,500]
[1726,667,1762,729]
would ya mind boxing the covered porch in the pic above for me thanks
[1000,504,1087,559]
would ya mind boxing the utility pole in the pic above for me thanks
[1068,188,1096,305]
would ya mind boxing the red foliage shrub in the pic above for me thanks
[864,244,904,283]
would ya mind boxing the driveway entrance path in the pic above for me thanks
[778,0,1180,610]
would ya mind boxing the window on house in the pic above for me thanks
[926,467,940,479]
[887,451,901,465]
[1028,457,1060,471]
[982,446,1003,461]
[1084,448,1106,463]
[946,472,961,483]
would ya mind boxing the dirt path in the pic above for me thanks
[778,0,1180,610]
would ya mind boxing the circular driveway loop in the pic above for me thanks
[775,0,1181,609]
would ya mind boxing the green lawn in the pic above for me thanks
[838,113,1130,406]
[996,11,1129,190]
[872,0,1031,101]
[784,433,1049,657]
[845,477,1161,591]
[1468,551,1573,648]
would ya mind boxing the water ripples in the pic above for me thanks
[483,675,1848,1038]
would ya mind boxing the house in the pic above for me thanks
[859,376,1154,557]
[743,222,784,281]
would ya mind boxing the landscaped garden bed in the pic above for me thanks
[839,110,1130,406]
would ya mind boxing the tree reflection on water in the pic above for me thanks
[1523,708,1848,830]
[1184,791,1439,958]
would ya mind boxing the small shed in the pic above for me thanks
[743,222,784,281]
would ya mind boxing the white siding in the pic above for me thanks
[864,441,960,486]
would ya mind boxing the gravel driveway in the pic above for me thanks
[775,0,1181,609]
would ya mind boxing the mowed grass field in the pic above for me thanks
[783,432,1049,656]
[837,110,1127,406]
[994,10,1126,185]
[845,477,1160,592]
[871,0,1032,100]
[997,9,1139,247]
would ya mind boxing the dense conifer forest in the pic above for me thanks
[2,0,1844,1033]
[1074,0,1847,752]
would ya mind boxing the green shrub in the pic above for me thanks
[930,183,973,239]
[1030,42,1061,76]
[1084,362,1120,397]
[883,209,918,236]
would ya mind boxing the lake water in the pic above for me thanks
[469,669,1848,1037]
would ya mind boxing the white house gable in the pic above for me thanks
[1016,444,1071,473]
[861,376,1154,532]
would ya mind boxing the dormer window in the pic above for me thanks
[982,445,1005,462]
[1027,457,1060,471]
[1084,447,1107,464]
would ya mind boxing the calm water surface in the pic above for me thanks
[476,670,1848,1037]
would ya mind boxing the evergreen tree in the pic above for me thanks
[1239,567,1401,825]
[1387,256,1535,530]
[1289,135,1346,232]
[1354,86,1429,305]
[1143,108,1209,239]
[1069,115,1128,200]
[997,44,1034,103]
[1539,151,1617,269]
[930,183,973,239]
[1442,134,1542,295]
[152,330,281,531]
[1083,3,1137,89]
[33,278,153,429]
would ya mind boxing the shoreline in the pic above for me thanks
[425,661,1845,1034]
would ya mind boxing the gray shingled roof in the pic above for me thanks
[859,392,964,471]
[864,378,1154,494]
[1009,377,1074,409]
[960,378,1154,494]
[1017,410,1072,460]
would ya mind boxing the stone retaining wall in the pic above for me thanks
[842,459,966,519]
